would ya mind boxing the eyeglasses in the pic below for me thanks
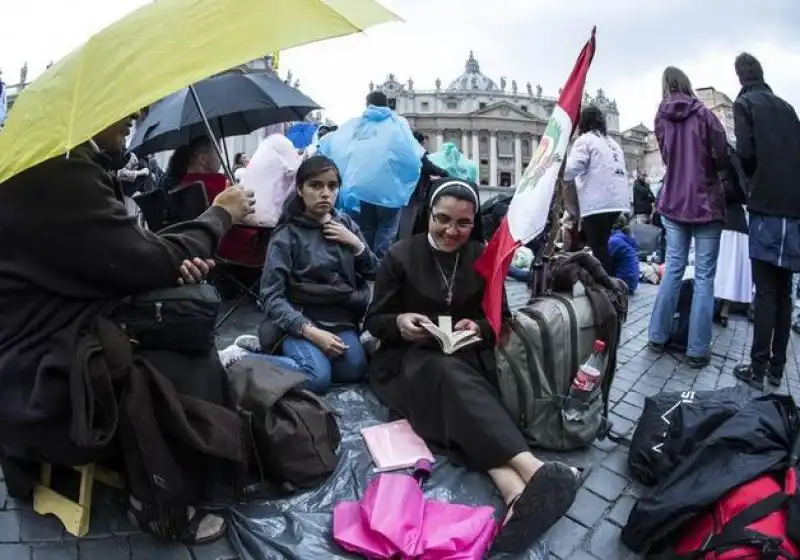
[431,212,474,232]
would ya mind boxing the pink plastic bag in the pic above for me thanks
[241,133,301,228]
[333,472,497,559]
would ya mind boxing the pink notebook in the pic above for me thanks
[361,419,435,472]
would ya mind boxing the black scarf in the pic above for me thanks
[70,315,244,539]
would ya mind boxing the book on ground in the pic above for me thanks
[421,316,481,355]
[361,419,435,472]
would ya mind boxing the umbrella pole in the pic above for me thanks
[188,85,236,184]
[218,117,232,171]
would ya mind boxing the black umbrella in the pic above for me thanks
[128,70,320,159]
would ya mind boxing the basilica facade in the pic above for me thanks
[371,52,645,187]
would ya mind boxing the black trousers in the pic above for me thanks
[582,211,621,273]
[751,258,793,375]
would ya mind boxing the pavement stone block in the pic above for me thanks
[567,551,601,560]
[0,544,31,560]
[608,495,638,527]
[611,402,642,423]
[567,489,610,529]
[19,510,64,542]
[190,537,240,560]
[622,391,647,408]
[545,516,589,559]
[607,413,635,436]
[78,538,132,559]
[588,521,638,559]
[601,450,631,479]
[31,543,78,560]
[584,468,629,502]
[0,511,21,543]
[131,534,192,560]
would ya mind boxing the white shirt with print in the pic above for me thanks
[563,131,631,219]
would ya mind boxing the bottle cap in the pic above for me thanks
[593,340,606,352]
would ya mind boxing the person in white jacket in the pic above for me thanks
[563,105,631,272]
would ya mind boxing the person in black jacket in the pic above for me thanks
[731,53,800,390]
[396,131,450,239]
[632,170,656,223]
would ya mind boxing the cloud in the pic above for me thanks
[3,0,799,132]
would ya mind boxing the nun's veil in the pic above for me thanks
[425,178,485,242]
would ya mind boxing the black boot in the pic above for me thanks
[733,364,764,391]
[767,364,784,388]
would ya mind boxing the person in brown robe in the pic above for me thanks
[365,178,581,553]
[0,114,254,543]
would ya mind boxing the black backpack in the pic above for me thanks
[226,359,341,494]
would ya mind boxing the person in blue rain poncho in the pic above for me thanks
[319,91,423,259]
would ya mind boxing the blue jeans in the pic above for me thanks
[261,329,366,394]
[353,203,401,260]
[648,217,722,358]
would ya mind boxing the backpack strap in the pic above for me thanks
[657,491,796,560]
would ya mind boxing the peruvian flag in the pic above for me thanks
[475,27,597,337]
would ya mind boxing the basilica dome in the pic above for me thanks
[447,52,498,92]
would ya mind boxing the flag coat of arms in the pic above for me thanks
[475,27,597,337]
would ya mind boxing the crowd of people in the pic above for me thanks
[0,46,797,555]
[645,53,800,388]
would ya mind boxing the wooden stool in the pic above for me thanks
[32,463,125,537]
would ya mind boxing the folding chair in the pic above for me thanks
[162,178,269,328]
[213,226,271,329]
[0,447,124,538]
[167,182,209,222]
[132,188,172,232]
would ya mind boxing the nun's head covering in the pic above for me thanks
[426,178,484,242]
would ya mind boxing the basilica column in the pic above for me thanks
[489,132,498,186]
[461,131,469,157]
[471,133,480,164]
[436,131,444,151]
[514,134,523,182]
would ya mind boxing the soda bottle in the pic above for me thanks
[563,340,606,422]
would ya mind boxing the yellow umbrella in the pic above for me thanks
[0,0,398,184]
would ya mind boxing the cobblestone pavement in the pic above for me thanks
[1,282,798,559]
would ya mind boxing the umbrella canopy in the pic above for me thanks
[129,71,321,155]
[0,0,399,184]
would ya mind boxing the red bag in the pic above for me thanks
[674,469,799,559]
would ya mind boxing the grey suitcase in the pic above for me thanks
[496,282,612,450]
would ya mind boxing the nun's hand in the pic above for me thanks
[323,221,365,253]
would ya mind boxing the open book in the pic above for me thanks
[422,316,481,355]
[361,419,435,472]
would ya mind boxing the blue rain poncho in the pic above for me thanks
[428,142,479,183]
[319,106,423,212]
[285,122,318,150]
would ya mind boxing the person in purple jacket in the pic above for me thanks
[647,67,731,369]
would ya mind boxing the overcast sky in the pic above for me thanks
[2,0,798,131]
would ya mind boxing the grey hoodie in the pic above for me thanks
[259,196,378,335]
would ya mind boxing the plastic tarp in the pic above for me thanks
[319,107,424,213]
[286,122,318,150]
[226,385,548,559]
[428,142,479,183]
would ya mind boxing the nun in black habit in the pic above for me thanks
[364,178,581,553]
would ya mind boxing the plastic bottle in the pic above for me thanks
[563,340,606,422]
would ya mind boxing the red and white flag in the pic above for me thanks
[475,27,597,337]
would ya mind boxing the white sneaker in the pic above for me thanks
[218,344,250,368]
[235,334,261,353]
